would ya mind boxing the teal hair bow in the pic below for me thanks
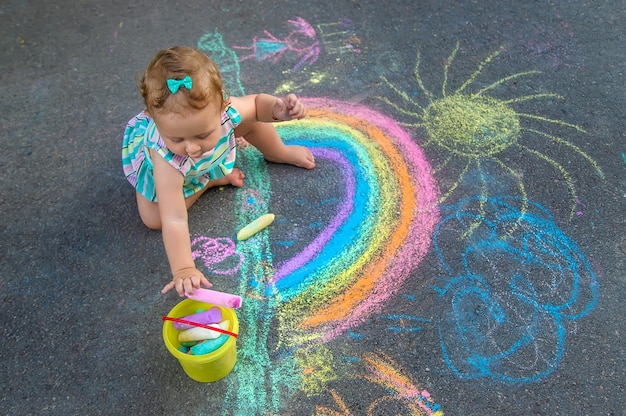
[166,76,192,94]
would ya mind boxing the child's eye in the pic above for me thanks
[197,133,210,139]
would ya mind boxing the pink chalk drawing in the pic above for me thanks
[191,235,244,275]
[234,17,361,71]
[234,17,320,71]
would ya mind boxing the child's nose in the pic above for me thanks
[186,142,201,154]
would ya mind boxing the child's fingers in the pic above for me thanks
[290,103,305,116]
[200,276,213,289]
[163,268,210,296]
[177,279,188,296]
[180,275,212,296]
[288,100,299,113]
[161,281,175,294]
[290,103,306,119]
[282,93,301,111]
[190,275,204,289]
[281,94,304,118]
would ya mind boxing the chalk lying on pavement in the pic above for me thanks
[237,213,275,241]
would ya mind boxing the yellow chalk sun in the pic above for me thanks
[379,42,603,219]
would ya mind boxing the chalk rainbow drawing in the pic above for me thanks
[223,98,439,414]
[272,98,439,344]
[200,30,444,414]
[379,42,603,219]
[433,196,598,383]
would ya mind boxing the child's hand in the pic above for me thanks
[272,93,307,121]
[161,267,213,296]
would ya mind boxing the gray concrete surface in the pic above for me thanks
[1,1,624,414]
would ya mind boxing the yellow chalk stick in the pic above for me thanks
[178,320,231,342]
[237,213,275,241]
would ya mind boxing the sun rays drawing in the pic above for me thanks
[379,42,603,219]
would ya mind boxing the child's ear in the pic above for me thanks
[222,90,231,109]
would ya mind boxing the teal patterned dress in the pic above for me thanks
[122,105,242,201]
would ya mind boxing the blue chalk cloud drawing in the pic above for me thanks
[432,196,598,383]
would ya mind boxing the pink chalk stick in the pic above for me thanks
[173,306,222,330]
[185,288,242,309]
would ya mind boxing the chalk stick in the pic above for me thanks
[237,213,275,241]
[190,334,229,355]
[178,320,231,342]
[186,288,242,309]
[173,306,222,330]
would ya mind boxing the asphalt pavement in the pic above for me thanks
[1,1,624,415]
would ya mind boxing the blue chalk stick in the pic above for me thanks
[190,334,229,355]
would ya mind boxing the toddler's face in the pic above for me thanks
[151,101,223,158]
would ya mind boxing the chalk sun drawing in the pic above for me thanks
[432,196,598,383]
[379,42,603,219]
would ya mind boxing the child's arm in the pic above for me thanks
[151,149,212,296]
[230,93,306,123]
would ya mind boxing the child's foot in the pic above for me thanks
[265,145,316,169]
[210,168,246,188]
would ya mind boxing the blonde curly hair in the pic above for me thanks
[137,46,226,115]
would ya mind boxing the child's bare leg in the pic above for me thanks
[183,168,246,207]
[136,168,246,230]
[235,121,315,169]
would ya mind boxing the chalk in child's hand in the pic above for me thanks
[237,213,275,241]
[185,288,242,309]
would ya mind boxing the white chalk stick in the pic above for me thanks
[178,320,231,342]
[237,213,275,241]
